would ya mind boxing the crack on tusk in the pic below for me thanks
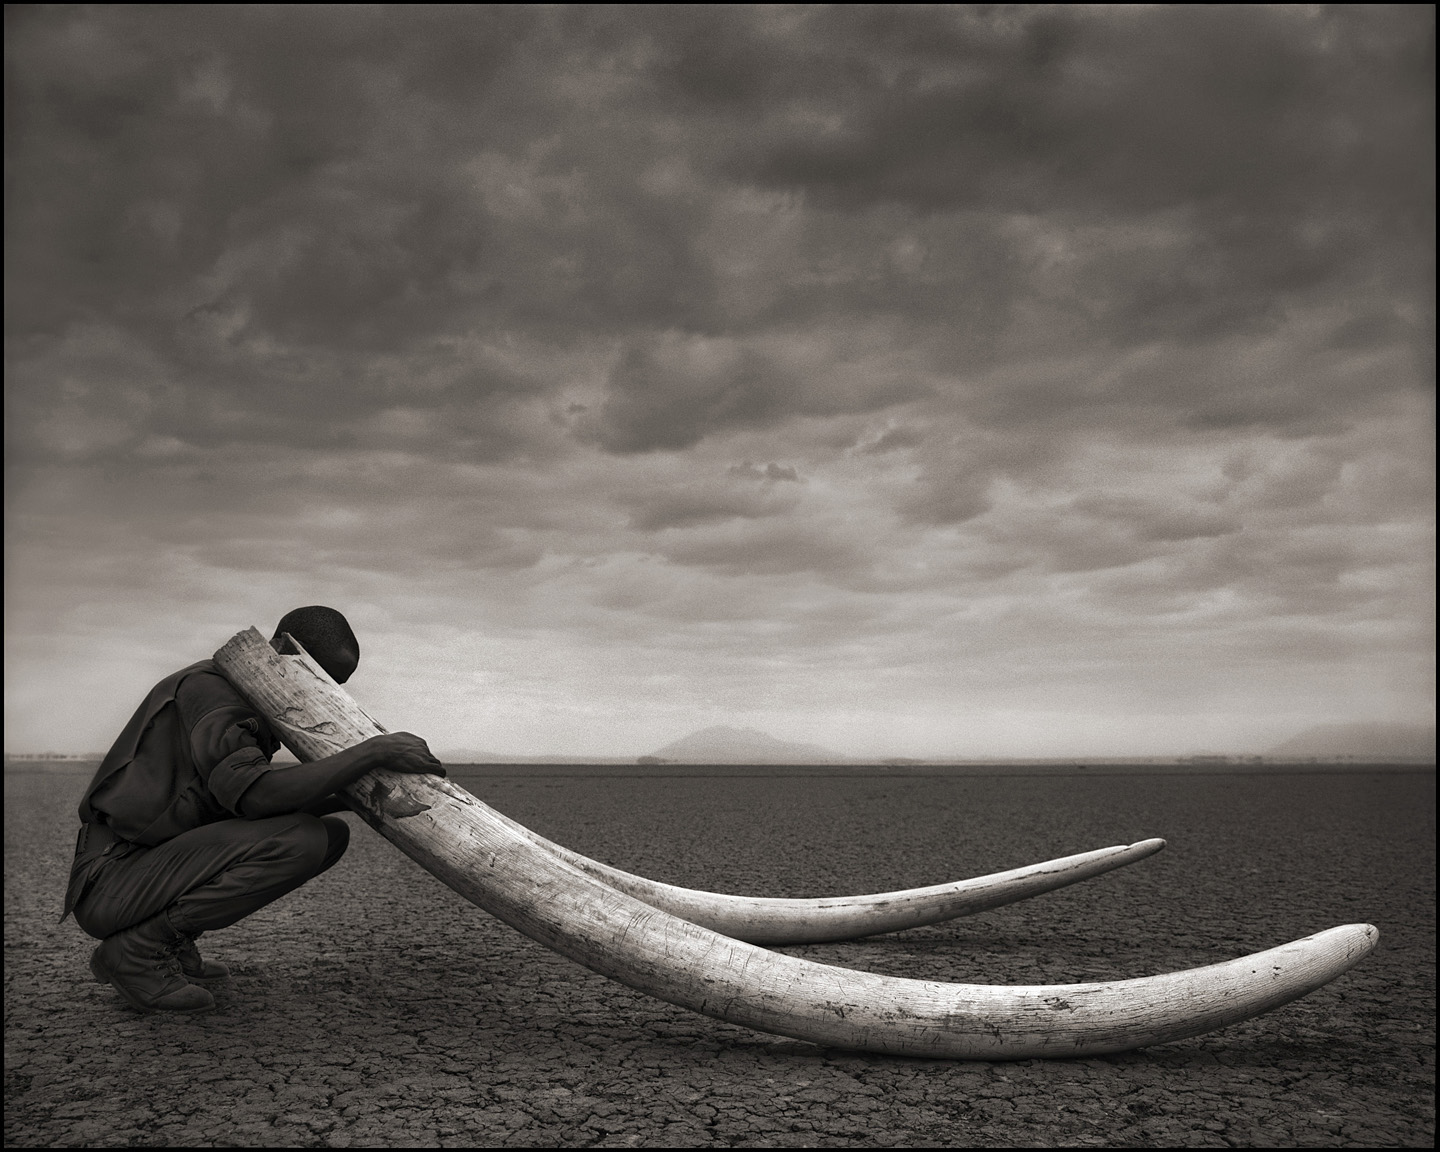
[367,778,433,821]
[273,708,342,737]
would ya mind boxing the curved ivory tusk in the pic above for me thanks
[504,817,1167,944]
[214,629,1379,1059]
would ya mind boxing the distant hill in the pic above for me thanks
[648,725,843,764]
[1267,722,1435,760]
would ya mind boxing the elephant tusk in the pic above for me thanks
[215,628,1378,1059]
[505,818,1167,944]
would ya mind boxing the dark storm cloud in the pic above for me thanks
[5,4,718,460]
[8,5,1430,466]
[6,7,529,335]
[582,335,801,453]
[729,7,1431,213]
[579,330,924,453]
[686,5,1432,381]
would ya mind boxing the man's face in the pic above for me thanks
[269,634,359,684]
[329,647,359,685]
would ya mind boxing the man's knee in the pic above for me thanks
[278,813,336,873]
[318,815,350,873]
[293,813,351,874]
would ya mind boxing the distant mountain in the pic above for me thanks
[648,725,843,764]
[1267,722,1435,760]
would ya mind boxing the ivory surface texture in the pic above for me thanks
[214,628,1379,1060]
[515,829,1167,944]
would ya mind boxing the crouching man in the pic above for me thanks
[62,605,444,1013]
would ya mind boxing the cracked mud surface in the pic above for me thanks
[5,764,1434,1147]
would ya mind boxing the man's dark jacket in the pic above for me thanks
[62,660,279,922]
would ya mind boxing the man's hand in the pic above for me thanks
[363,732,445,777]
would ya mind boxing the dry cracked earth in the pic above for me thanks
[5,764,1434,1148]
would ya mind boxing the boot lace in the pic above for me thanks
[156,936,188,977]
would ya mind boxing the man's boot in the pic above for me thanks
[174,932,230,984]
[89,911,215,1013]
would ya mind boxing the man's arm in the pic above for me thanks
[299,795,352,817]
[238,733,444,820]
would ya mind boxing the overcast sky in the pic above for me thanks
[6,5,1434,758]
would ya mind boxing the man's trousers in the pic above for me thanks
[72,813,350,940]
